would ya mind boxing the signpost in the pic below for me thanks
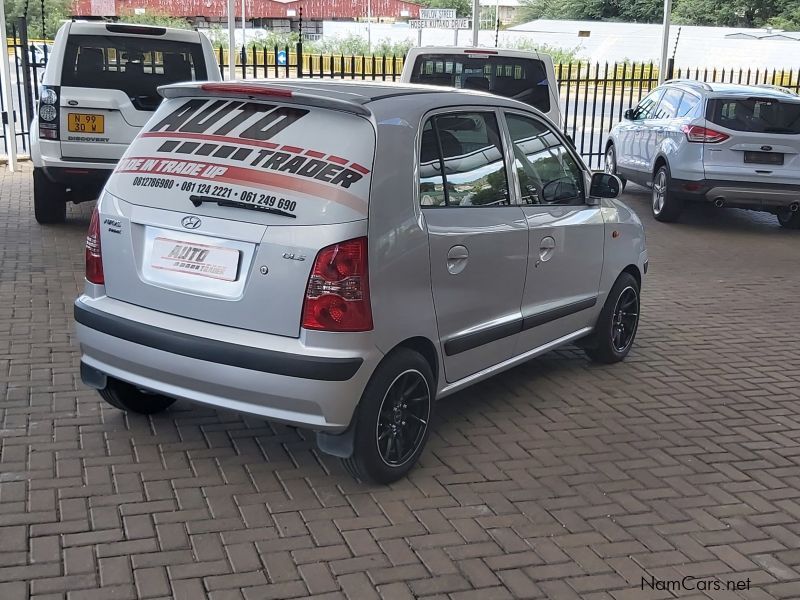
[0,0,18,171]
[410,9,471,46]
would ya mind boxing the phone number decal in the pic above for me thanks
[130,176,299,214]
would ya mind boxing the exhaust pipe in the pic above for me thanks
[790,202,799,213]
[713,198,725,208]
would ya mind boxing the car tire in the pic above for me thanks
[33,168,67,224]
[584,272,640,364]
[776,208,800,229]
[604,144,626,191]
[342,348,434,484]
[651,164,682,222]
[98,377,176,415]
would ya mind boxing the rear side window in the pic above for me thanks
[654,88,683,119]
[707,97,800,133]
[61,35,207,110]
[419,112,510,207]
[676,92,701,117]
[410,54,551,113]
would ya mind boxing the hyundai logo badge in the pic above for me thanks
[181,216,202,229]
[761,145,773,151]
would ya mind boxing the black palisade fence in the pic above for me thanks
[3,19,800,163]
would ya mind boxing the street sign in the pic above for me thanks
[420,8,456,19]
[277,50,287,65]
[409,18,471,29]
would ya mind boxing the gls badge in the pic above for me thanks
[181,216,202,229]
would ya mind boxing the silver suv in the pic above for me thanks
[606,81,800,228]
[75,80,647,483]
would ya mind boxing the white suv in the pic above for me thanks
[31,22,220,224]
[606,81,800,228]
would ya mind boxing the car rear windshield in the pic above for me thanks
[409,54,551,113]
[61,35,207,111]
[105,97,375,226]
[707,97,800,134]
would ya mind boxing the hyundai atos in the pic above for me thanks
[75,81,647,483]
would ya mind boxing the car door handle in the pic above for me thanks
[446,245,469,274]
[538,236,556,264]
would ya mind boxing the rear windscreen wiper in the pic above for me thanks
[189,195,296,218]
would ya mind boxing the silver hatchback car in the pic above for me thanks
[75,80,648,483]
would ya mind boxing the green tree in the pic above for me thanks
[4,0,71,39]
[673,0,789,28]
[515,0,800,27]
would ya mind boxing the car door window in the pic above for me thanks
[653,88,683,119]
[632,89,665,120]
[505,113,585,206]
[418,112,510,207]
[676,92,701,117]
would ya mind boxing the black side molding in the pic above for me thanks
[443,320,522,357]
[74,301,363,382]
[522,296,597,331]
[444,296,598,357]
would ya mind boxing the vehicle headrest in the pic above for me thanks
[463,76,490,92]
[163,53,191,83]
[76,47,103,73]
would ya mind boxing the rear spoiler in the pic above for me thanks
[158,82,372,117]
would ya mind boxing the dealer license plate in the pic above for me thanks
[151,237,240,282]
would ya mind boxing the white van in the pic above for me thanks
[31,22,220,224]
[400,47,562,127]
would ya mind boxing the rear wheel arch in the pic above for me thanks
[393,336,439,390]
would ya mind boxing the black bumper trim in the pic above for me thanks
[670,177,800,196]
[43,166,114,186]
[74,301,363,382]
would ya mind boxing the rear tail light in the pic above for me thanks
[38,85,60,140]
[302,237,372,332]
[85,208,105,284]
[681,124,729,143]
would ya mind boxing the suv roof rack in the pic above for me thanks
[665,79,713,91]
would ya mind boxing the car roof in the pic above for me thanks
[666,79,799,100]
[67,21,202,43]
[161,79,554,129]
[167,79,539,111]
[406,46,549,60]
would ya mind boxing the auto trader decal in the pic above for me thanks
[113,99,372,216]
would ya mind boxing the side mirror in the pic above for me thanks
[624,108,635,120]
[590,172,622,199]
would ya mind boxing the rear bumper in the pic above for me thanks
[42,165,114,188]
[671,178,800,210]
[74,296,380,431]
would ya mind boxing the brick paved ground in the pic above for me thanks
[1,161,800,600]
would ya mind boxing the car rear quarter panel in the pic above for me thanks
[367,100,442,380]
[598,198,647,305]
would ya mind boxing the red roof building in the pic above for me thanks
[71,0,422,20]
